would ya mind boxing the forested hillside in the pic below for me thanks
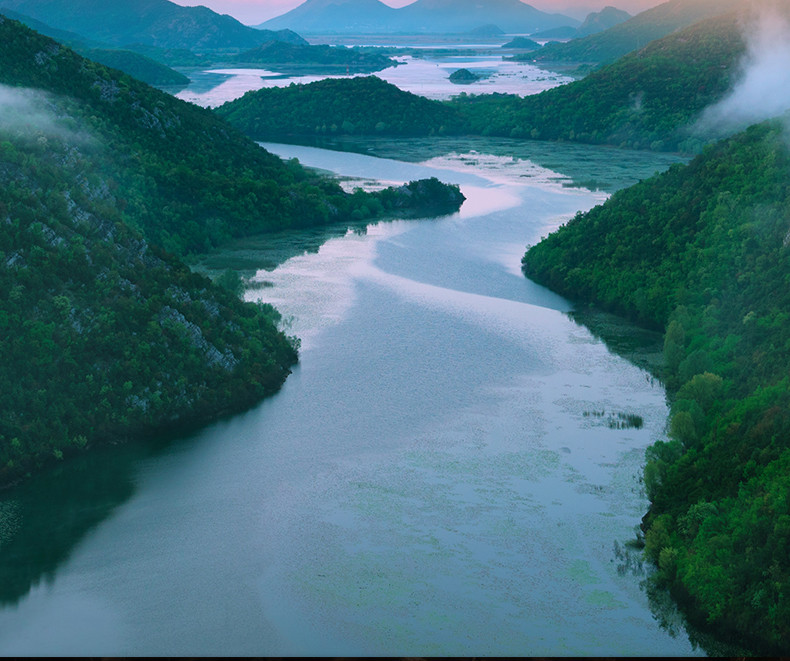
[233,42,398,75]
[531,0,741,66]
[522,117,790,653]
[215,76,465,139]
[0,16,459,255]
[218,11,749,154]
[451,11,746,151]
[0,84,299,487]
[0,15,464,485]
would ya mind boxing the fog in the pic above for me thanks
[695,4,790,138]
[0,83,87,145]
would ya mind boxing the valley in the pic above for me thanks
[0,0,788,654]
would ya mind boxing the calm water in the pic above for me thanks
[176,54,572,107]
[0,141,707,655]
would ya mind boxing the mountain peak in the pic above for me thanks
[260,0,578,34]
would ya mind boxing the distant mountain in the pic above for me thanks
[466,24,506,36]
[0,0,308,51]
[575,6,631,38]
[532,0,743,65]
[258,0,398,34]
[529,25,577,39]
[456,10,748,150]
[0,9,192,87]
[259,0,579,35]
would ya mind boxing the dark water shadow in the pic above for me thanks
[0,442,145,606]
[567,306,665,381]
[0,404,273,607]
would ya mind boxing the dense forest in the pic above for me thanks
[215,75,466,139]
[0,14,464,485]
[522,116,790,653]
[77,48,190,87]
[0,16,461,255]
[216,11,747,154]
[0,90,299,487]
[451,11,746,151]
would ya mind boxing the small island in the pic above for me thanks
[449,68,480,84]
[501,36,541,50]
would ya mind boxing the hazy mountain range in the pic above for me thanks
[258,0,580,35]
[533,0,743,63]
[0,0,306,51]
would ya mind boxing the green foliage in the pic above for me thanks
[530,0,742,66]
[215,75,466,140]
[523,117,790,652]
[450,12,747,152]
[77,48,190,87]
[0,17,455,256]
[219,11,754,155]
[0,120,299,487]
[0,17,464,487]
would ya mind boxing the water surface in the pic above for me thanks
[0,142,704,655]
[176,54,572,107]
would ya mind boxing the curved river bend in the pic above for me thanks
[0,142,702,655]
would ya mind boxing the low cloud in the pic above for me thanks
[0,84,92,147]
[694,4,790,138]
[0,84,61,137]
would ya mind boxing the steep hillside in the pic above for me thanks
[0,15,464,485]
[0,0,307,51]
[522,116,790,653]
[223,13,748,153]
[0,13,369,254]
[531,0,742,65]
[575,6,632,38]
[78,48,190,87]
[0,112,298,486]
[0,8,191,86]
[451,11,747,151]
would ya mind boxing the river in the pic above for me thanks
[0,135,712,654]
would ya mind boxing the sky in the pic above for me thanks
[171,0,666,26]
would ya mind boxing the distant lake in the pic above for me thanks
[175,51,572,107]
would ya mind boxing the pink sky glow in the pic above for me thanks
[171,0,665,25]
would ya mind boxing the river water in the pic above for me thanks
[0,136,707,654]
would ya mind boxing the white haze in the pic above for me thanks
[695,5,790,138]
[0,83,88,145]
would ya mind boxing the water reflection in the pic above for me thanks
[0,444,143,605]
